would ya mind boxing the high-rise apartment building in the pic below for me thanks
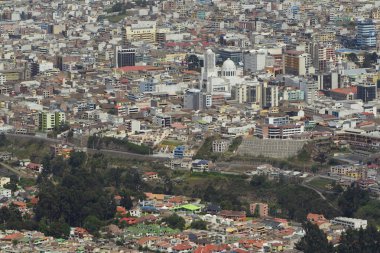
[356,20,377,49]
[115,47,136,68]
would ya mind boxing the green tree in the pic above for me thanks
[162,213,185,230]
[355,200,380,225]
[347,53,359,63]
[83,215,103,236]
[296,222,334,253]
[190,219,207,230]
[47,218,70,239]
[338,185,370,217]
[68,151,87,168]
[337,226,380,253]
[120,194,133,210]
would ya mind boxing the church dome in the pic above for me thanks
[222,58,236,71]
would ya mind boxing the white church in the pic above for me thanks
[200,49,244,97]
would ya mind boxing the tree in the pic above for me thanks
[162,213,185,230]
[0,133,8,146]
[186,54,200,70]
[338,185,370,217]
[337,226,380,253]
[355,200,380,225]
[347,53,359,63]
[120,194,133,210]
[68,151,87,168]
[296,222,334,253]
[47,218,71,239]
[83,215,103,236]
[190,219,207,230]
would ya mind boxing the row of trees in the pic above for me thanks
[297,222,380,253]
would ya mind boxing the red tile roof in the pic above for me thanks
[331,86,357,95]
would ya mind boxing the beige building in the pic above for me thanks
[125,21,157,43]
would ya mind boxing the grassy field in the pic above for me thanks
[308,177,335,191]
[107,14,127,23]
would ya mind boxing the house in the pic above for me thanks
[191,160,209,172]
[218,210,246,221]
[0,177,10,187]
[0,188,11,198]
[26,163,43,173]
[120,217,138,225]
[307,213,330,229]
[129,207,142,217]
[0,232,24,241]
[0,152,12,160]
[137,236,159,249]
[172,243,194,253]
[71,227,92,239]
[116,206,127,215]
[143,172,159,181]
[203,204,221,215]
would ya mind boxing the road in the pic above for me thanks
[0,162,34,179]
[4,133,168,162]
[301,175,342,213]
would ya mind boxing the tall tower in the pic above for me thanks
[201,49,216,91]
[204,49,216,77]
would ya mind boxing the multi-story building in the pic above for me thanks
[283,50,311,76]
[219,47,242,65]
[331,217,367,229]
[283,88,305,101]
[125,21,157,43]
[38,111,66,131]
[212,139,230,153]
[261,83,279,108]
[153,114,172,127]
[255,124,304,139]
[356,20,377,49]
[243,50,267,74]
[115,47,136,68]
[357,84,377,102]
[183,89,212,110]
[249,203,269,217]
[265,116,290,126]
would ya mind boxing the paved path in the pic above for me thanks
[0,162,34,179]
[301,175,342,213]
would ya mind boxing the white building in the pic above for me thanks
[331,217,367,229]
[212,139,230,152]
[0,177,10,188]
[0,188,11,198]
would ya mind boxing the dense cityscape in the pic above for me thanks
[0,0,380,252]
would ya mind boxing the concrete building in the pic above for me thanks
[212,139,230,152]
[243,50,267,73]
[38,111,66,131]
[249,203,269,217]
[219,47,242,65]
[115,47,136,68]
[357,84,377,102]
[153,114,172,127]
[356,20,377,49]
[125,21,157,43]
[331,217,367,229]
[183,89,212,110]
[284,50,311,76]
